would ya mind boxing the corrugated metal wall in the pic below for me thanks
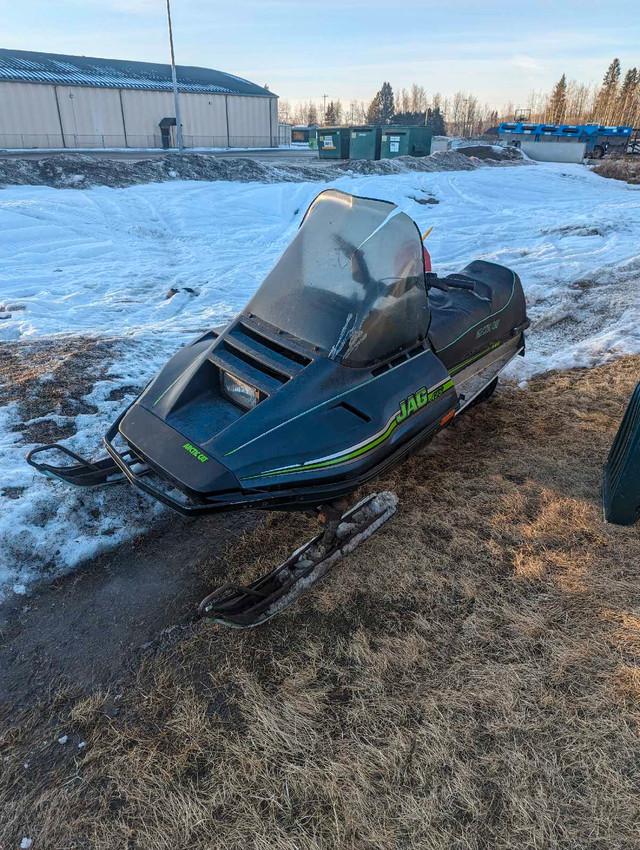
[0,81,64,147]
[0,81,277,149]
[227,96,273,147]
[57,86,126,147]
[119,89,175,147]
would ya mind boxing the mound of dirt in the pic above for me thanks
[593,157,640,185]
[455,144,523,161]
[0,147,527,190]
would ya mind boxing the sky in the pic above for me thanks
[1,0,639,110]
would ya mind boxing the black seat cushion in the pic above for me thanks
[428,260,525,372]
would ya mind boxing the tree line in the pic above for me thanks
[278,59,640,135]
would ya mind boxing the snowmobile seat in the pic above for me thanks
[427,260,521,371]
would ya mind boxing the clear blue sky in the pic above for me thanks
[1,0,638,108]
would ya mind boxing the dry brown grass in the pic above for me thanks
[2,356,640,849]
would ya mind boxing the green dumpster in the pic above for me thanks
[317,127,350,159]
[349,126,382,160]
[308,128,318,150]
[381,126,433,158]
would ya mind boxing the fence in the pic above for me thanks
[0,133,277,150]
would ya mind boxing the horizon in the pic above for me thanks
[0,0,638,111]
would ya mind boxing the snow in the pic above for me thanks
[1,161,639,594]
[57,735,68,744]
[20,839,33,849]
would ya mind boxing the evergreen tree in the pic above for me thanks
[617,67,638,124]
[391,111,426,126]
[548,74,567,124]
[324,100,342,124]
[366,82,394,124]
[307,103,319,126]
[366,92,382,124]
[594,58,621,122]
[426,106,446,135]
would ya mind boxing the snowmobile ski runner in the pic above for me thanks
[27,189,529,627]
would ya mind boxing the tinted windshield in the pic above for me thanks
[245,190,429,367]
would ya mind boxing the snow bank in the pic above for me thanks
[1,161,639,593]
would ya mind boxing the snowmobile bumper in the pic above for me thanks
[102,408,244,516]
[25,441,132,488]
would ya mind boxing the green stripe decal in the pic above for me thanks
[449,340,502,375]
[240,378,454,481]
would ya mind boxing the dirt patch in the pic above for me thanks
[410,194,439,205]
[0,336,117,443]
[1,355,639,849]
[0,508,257,709]
[592,156,640,185]
[0,148,526,190]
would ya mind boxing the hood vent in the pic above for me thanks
[207,320,313,399]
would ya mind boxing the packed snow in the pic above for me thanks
[1,161,639,594]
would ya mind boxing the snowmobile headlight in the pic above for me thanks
[222,372,259,410]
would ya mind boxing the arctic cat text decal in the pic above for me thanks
[183,443,209,463]
[476,318,500,339]
[241,378,454,481]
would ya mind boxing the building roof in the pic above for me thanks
[0,48,276,97]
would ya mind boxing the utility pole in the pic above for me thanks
[166,0,184,153]
[322,93,329,122]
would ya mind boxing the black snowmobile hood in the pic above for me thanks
[118,309,454,503]
[118,187,449,500]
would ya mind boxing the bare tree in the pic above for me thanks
[397,88,411,114]
[410,83,427,113]
[277,100,292,123]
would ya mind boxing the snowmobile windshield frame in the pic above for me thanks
[244,190,429,367]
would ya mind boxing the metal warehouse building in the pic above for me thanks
[0,48,278,150]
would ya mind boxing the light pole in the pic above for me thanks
[166,0,184,153]
[322,93,328,122]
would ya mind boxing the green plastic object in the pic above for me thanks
[317,127,351,159]
[349,126,382,160]
[381,126,433,158]
[602,381,640,525]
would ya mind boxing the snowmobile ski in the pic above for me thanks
[198,491,398,628]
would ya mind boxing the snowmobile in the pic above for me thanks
[26,189,529,628]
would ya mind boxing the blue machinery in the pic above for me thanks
[498,122,636,158]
